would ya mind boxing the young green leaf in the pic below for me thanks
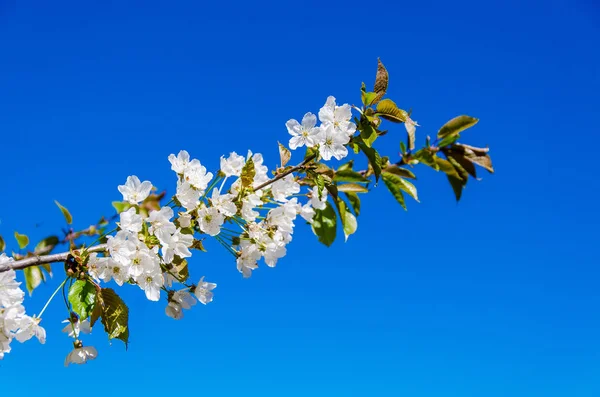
[311,202,337,247]
[382,172,407,210]
[112,201,131,214]
[437,115,478,139]
[376,99,408,123]
[23,266,43,295]
[54,200,73,225]
[357,139,382,182]
[337,183,369,193]
[344,192,361,216]
[34,236,59,255]
[359,117,378,147]
[372,58,389,104]
[278,142,291,167]
[240,157,256,188]
[333,169,370,183]
[92,288,130,348]
[383,165,417,180]
[68,280,97,319]
[0,235,4,252]
[14,232,29,250]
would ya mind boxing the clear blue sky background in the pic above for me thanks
[0,1,598,395]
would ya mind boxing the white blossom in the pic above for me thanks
[194,277,216,305]
[61,318,92,339]
[286,112,321,150]
[168,150,192,175]
[318,124,349,161]
[183,159,213,192]
[64,344,98,367]
[210,188,237,217]
[178,212,192,228]
[14,316,46,344]
[138,272,163,301]
[318,96,356,138]
[176,180,201,211]
[118,175,153,205]
[119,207,143,234]
[148,206,176,235]
[156,229,193,264]
[198,206,224,236]
[220,152,245,177]
[310,186,328,210]
[271,174,300,202]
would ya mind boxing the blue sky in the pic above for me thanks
[0,0,599,395]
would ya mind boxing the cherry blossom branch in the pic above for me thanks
[0,244,108,273]
[253,153,317,191]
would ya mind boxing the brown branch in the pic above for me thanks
[0,244,108,273]
[253,154,317,191]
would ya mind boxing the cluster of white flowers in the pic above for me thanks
[286,96,356,161]
[0,94,357,364]
[0,253,46,360]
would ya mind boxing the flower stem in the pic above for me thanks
[38,277,68,318]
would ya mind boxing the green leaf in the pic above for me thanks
[454,143,494,173]
[337,161,354,172]
[14,232,29,250]
[356,139,382,182]
[240,157,255,188]
[383,165,416,179]
[447,175,464,202]
[344,192,361,216]
[311,202,337,247]
[333,169,369,183]
[382,171,419,203]
[337,183,369,193]
[372,58,389,104]
[34,236,59,255]
[376,99,408,123]
[382,172,406,210]
[93,288,129,348]
[437,133,460,148]
[0,235,5,252]
[361,91,378,107]
[54,200,73,225]
[68,280,97,319]
[112,201,131,214]
[336,199,357,242]
[437,115,478,139]
[278,142,291,167]
[172,256,189,283]
[23,266,43,295]
[359,117,378,147]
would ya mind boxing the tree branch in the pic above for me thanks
[0,244,108,273]
[253,154,316,192]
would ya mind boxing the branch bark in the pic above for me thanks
[253,154,316,192]
[0,244,108,273]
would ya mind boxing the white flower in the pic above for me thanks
[168,150,191,175]
[172,290,197,309]
[138,272,163,301]
[249,151,270,189]
[220,152,245,177]
[198,206,224,236]
[156,229,193,264]
[241,193,263,222]
[318,96,356,138]
[178,212,192,228]
[310,186,328,210]
[118,175,153,205]
[194,277,216,305]
[236,242,261,278]
[119,207,143,234]
[299,202,315,223]
[64,343,98,367]
[176,180,201,211]
[165,301,183,320]
[129,242,161,279]
[405,116,419,138]
[318,124,349,161]
[106,231,136,267]
[14,315,45,344]
[286,112,321,150]
[98,258,129,286]
[271,174,300,202]
[210,188,237,217]
[61,318,92,338]
[148,207,176,235]
[263,241,286,267]
[0,261,24,308]
[183,159,213,191]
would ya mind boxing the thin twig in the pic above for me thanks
[253,154,316,192]
[0,244,108,273]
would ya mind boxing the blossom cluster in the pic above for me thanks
[0,254,46,360]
